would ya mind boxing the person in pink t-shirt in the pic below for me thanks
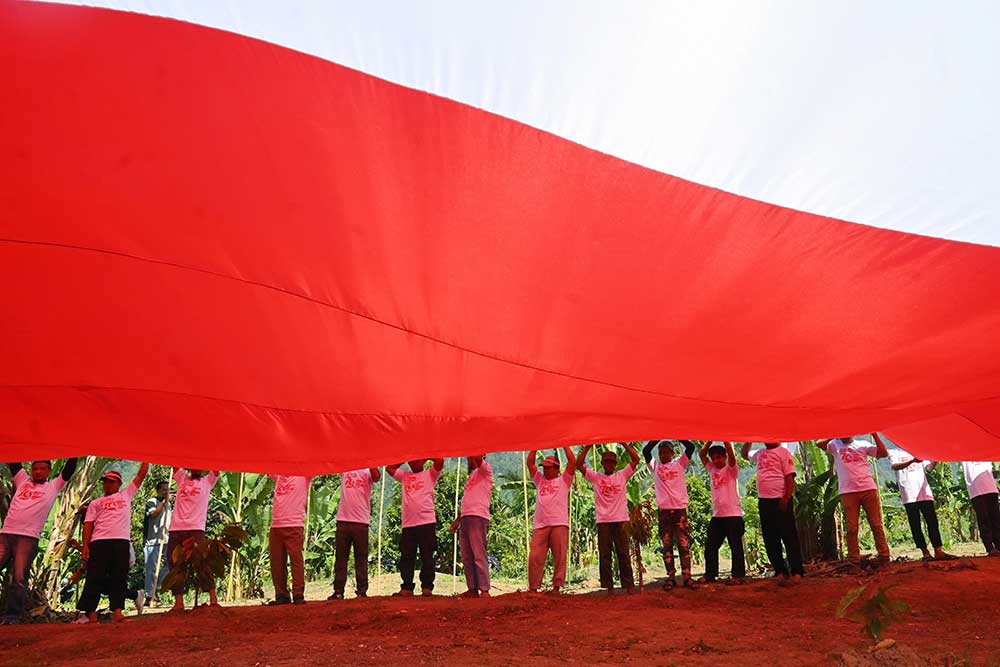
[329,466,381,600]
[387,458,444,596]
[266,475,313,606]
[741,442,804,580]
[449,455,493,598]
[166,467,220,611]
[642,440,697,589]
[699,441,745,584]
[577,442,640,594]
[526,447,577,593]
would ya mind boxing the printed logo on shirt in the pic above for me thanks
[96,496,128,512]
[538,479,562,497]
[178,483,202,498]
[343,473,366,489]
[403,477,426,495]
[656,466,680,482]
[710,467,729,486]
[837,449,867,464]
[275,480,296,496]
[16,486,46,501]
[597,478,622,499]
[758,456,781,474]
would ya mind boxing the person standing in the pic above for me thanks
[961,461,1000,556]
[0,458,78,624]
[449,455,493,598]
[577,442,640,594]
[142,480,172,605]
[165,467,220,611]
[815,435,890,563]
[328,466,380,600]
[741,442,804,580]
[700,442,745,583]
[885,438,954,560]
[267,474,312,606]
[75,464,149,624]
[526,447,576,593]
[387,459,444,596]
[642,440,696,589]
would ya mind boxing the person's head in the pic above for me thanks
[601,450,618,474]
[188,469,206,479]
[541,456,560,479]
[838,436,854,444]
[466,455,485,472]
[408,459,428,472]
[29,460,52,483]
[708,445,727,469]
[100,470,123,496]
[658,442,676,463]
[764,442,780,450]
[155,480,169,500]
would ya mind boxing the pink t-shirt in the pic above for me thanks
[460,461,493,520]
[888,448,934,504]
[269,475,311,529]
[749,446,796,499]
[648,456,690,510]
[709,463,742,518]
[532,470,573,529]
[829,439,878,495]
[392,466,442,528]
[1,470,66,539]
[337,469,375,524]
[963,461,999,499]
[584,463,636,524]
[169,469,219,532]
[86,481,140,541]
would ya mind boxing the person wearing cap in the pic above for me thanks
[329,466,381,600]
[165,467,220,611]
[577,442,641,594]
[75,463,149,624]
[386,458,445,596]
[1,457,78,624]
[449,455,494,598]
[740,442,804,581]
[526,447,577,593]
[642,440,697,589]
[266,474,313,606]
[699,441,745,583]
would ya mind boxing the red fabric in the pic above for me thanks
[1,3,998,473]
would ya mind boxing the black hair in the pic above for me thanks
[155,480,169,490]
[708,445,726,458]
[31,460,52,468]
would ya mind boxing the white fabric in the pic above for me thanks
[708,463,742,518]
[66,0,1000,247]
[460,460,493,520]
[532,470,573,529]
[828,439,878,495]
[337,469,375,524]
[583,463,636,524]
[268,475,311,528]
[888,448,934,504]
[648,455,689,510]
[963,461,999,499]
[169,469,218,532]
[391,466,442,528]
[748,446,796,499]
[86,481,139,541]
[0,470,66,539]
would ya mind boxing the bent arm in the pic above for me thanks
[725,442,737,467]
[562,447,577,475]
[576,445,593,472]
[699,441,711,467]
[134,462,150,487]
[740,443,752,461]
[526,451,538,478]
[623,443,640,467]
[680,440,696,460]
[871,433,889,459]
[814,439,831,452]
[370,467,382,482]
[61,458,79,481]
[642,441,656,465]
[431,458,445,472]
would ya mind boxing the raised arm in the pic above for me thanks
[725,442,737,467]
[369,467,382,482]
[431,458,445,472]
[526,451,538,478]
[680,440,696,460]
[642,441,657,465]
[576,445,594,472]
[891,456,918,471]
[623,442,640,467]
[871,433,888,459]
[133,462,150,488]
[814,439,831,452]
[386,463,402,478]
[926,461,938,473]
[8,462,22,477]
[61,457,79,481]
[699,441,711,467]
[561,446,577,475]
[740,443,752,461]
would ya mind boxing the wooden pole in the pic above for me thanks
[151,469,171,601]
[376,471,386,596]
[226,472,245,602]
[452,458,462,594]
[521,452,530,559]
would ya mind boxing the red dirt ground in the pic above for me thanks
[4,557,999,667]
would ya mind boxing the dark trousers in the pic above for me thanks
[596,521,634,590]
[333,521,369,595]
[0,533,39,619]
[657,509,692,578]
[705,516,746,580]
[904,500,942,550]
[971,493,1000,553]
[759,498,804,576]
[77,539,130,613]
[399,523,436,591]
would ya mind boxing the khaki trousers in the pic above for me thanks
[840,490,890,560]
[528,525,568,590]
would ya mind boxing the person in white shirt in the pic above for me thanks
[267,475,313,606]
[386,458,445,596]
[887,440,954,561]
[699,442,745,583]
[142,480,172,605]
[526,447,576,593]
[961,461,1000,556]
[1,458,78,624]
[166,467,220,611]
[75,463,149,624]
[449,455,494,598]
[642,440,696,589]
[329,466,381,600]
[577,442,640,594]
[741,443,804,580]
[815,435,890,563]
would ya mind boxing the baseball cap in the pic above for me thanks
[100,470,123,483]
[541,456,559,468]
[601,450,618,461]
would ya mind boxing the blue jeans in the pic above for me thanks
[0,533,39,620]
[459,516,490,592]
[144,541,169,597]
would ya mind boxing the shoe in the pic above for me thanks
[356,592,368,598]
[459,590,479,599]
[326,592,344,600]
[479,590,491,598]
[267,597,291,606]
[725,578,746,586]
[392,589,414,597]
[682,578,698,590]
[293,597,306,606]
[696,576,716,584]
[135,590,145,615]
[989,549,1000,557]
[933,551,958,561]
[421,588,433,597]
[73,615,92,625]
[663,579,677,591]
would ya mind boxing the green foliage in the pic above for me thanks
[162,523,248,603]
[836,580,911,642]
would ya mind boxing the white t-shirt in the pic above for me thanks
[828,439,878,495]
[708,463,742,518]
[963,462,999,499]
[269,475,311,529]
[749,446,796,499]
[888,448,934,504]
[337,469,375,524]
[460,461,493,520]
[648,456,690,510]
[86,481,140,541]
[584,463,636,523]
[169,470,219,532]
[532,470,573,529]
[1,470,66,539]
[392,466,442,528]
